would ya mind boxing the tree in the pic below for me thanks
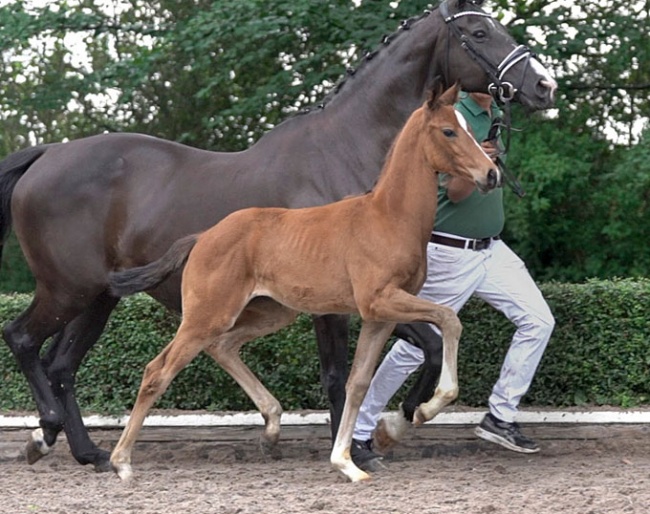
[0,0,648,291]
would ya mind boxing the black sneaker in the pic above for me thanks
[475,413,540,454]
[351,438,387,472]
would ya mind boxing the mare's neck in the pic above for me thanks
[252,11,445,196]
[370,109,439,245]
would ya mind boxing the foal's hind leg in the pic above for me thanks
[110,322,212,481]
[203,298,298,453]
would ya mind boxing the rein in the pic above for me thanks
[439,0,530,197]
[486,117,526,198]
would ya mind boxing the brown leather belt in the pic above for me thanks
[430,233,500,251]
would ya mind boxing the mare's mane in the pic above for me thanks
[296,8,437,116]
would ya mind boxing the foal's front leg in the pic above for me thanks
[364,289,462,422]
[330,321,395,482]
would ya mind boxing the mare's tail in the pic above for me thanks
[0,146,50,260]
[108,234,200,297]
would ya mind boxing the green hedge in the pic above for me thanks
[0,278,648,415]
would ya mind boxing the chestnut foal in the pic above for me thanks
[108,83,499,483]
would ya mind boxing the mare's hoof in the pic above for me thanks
[374,412,408,452]
[93,452,113,473]
[25,428,52,465]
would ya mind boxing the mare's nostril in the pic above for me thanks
[539,79,558,100]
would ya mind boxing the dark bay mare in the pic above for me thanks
[0,0,556,472]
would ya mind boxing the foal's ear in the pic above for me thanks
[427,81,460,111]
[427,76,447,110]
[439,82,461,106]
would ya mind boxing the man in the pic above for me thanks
[351,91,555,471]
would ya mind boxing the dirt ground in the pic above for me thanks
[1,421,649,514]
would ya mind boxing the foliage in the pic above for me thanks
[455,278,650,409]
[0,0,648,287]
[1,279,648,414]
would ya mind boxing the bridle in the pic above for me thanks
[439,0,535,106]
[439,0,532,197]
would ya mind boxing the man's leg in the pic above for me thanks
[473,240,555,452]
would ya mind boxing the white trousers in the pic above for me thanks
[354,238,555,441]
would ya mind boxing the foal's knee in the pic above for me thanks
[346,377,373,404]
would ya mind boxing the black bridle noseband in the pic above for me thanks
[439,0,531,197]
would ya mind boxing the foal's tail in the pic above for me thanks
[108,234,200,297]
[0,146,50,257]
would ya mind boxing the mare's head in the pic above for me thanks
[436,0,557,110]
[422,82,499,193]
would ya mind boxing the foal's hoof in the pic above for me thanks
[25,428,52,465]
[112,462,134,482]
[413,408,428,426]
[259,438,282,460]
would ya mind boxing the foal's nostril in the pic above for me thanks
[487,168,498,189]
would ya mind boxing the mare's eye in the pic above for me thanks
[443,129,456,138]
[473,29,487,39]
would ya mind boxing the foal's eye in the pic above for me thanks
[442,129,456,138]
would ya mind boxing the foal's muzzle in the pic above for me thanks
[477,168,501,193]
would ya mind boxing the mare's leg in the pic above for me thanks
[312,314,350,443]
[3,292,86,462]
[39,292,120,471]
[204,298,298,451]
[373,323,443,450]
[393,323,443,423]
[330,321,395,482]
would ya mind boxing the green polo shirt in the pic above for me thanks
[434,94,504,239]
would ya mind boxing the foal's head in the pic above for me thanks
[422,82,500,193]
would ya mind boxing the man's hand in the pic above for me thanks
[481,140,500,162]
